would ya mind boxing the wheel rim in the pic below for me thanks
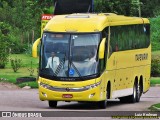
[133,84,136,99]
[137,84,140,99]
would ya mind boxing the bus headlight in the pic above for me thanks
[39,82,51,89]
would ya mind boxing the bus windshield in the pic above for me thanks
[40,33,100,80]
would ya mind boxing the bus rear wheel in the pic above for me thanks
[120,81,139,103]
[119,96,128,103]
[128,81,138,103]
[136,82,142,102]
[48,101,57,108]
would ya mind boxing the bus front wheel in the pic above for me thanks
[98,84,110,109]
[98,100,107,109]
[48,101,57,108]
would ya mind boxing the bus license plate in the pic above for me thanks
[62,94,73,98]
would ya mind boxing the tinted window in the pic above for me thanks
[110,24,150,53]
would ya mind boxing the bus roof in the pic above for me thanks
[44,13,149,33]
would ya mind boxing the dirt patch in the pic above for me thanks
[0,82,20,90]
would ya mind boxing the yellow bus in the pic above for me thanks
[32,13,151,109]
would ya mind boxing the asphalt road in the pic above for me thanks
[0,87,160,119]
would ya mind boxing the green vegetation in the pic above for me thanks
[27,61,35,76]
[154,104,160,108]
[10,57,22,72]
[151,51,160,77]
[0,22,10,68]
[152,51,160,56]
[149,103,160,111]
[94,0,160,17]
[150,77,160,85]
[18,81,38,89]
[0,54,39,88]
[150,51,160,85]
[150,16,160,51]
[0,0,54,68]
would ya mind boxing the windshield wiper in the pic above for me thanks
[69,57,84,80]
[68,36,84,80]
[54,53,66,76]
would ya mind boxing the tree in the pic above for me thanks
[141,0,160,17]
[0,22,11,68]
[34,0,54,14]
[131,0,142,17]
[0,1,43,54]
[94,0,160,17]
[94,0,134,16]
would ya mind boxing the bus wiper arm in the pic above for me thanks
[54,53,66,76]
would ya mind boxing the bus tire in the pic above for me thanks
[98,100,107,109]
[48,101,57,108]
[119,96,128,103]
[120,81,140,103]
[136,82,142,102]
[98,83,110,109]
[128,81,138,103]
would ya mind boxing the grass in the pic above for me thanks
[152,50,160,60]
[18,81,38,88]
[152,50,160,56]
[151,51,160,78]
[154,104,160,108]
[0,54,39,88]
[150,50,160,84]
[149,103,160,111]
[8,54,39,68]
[150,77,160,85]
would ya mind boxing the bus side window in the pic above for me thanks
[110,27,117,53]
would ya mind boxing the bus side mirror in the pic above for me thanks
[98,38,106,59]
[32,38,41,58]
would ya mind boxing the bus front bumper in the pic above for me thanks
[39,84,105,102]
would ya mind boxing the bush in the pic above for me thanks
[11,44,28,54]
[151,57,160,77]
[10,57,22,72]
[28,61,34,76]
